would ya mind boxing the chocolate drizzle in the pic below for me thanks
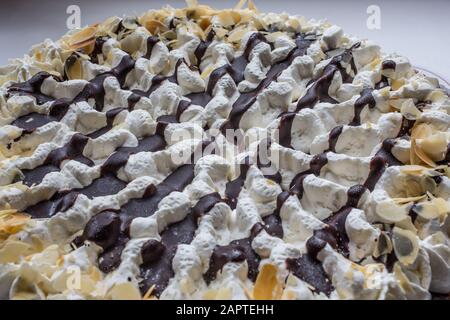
[328,125,344,153]
[194,30,215,65]
[222,34,315,132]
[140,192,223,296]
[350,88,376,126]
[24,129,167,218]
[295,44,358,111]
[224,158,250,209]
[286,255,334,295]
[9,54,136,133]
[204,231,261,284]
[144,36,160,60]
[382,60,396,70]
[3,20,433,299]
[277,43,360,149]
[22,133,93,187]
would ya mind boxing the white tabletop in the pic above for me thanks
[1,0,449,82]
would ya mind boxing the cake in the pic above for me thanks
[0,0,449,300]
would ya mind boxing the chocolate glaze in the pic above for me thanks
[256,138,282,184]
[295,44,358,112]
[382,60,396,70]
[8,71,56,105]
[276,44,359,150]
[80,210,121,250]
[224,158,250,209]
[222,34,315,132]
[9,54,136,134]
[24,129,167,218]
[194,29,215,65]
[90,37,108,64]
[139,192,223,296]
[397,117,415,138]
[262,191,290,238]
[375,75,390,89]
[328,125,344,152]
[204,236,261,284]
[278,112,296,149]
[286,255,334,296]
[289,153,328,200]
[363,139,402,192]
[76,141,215,277]
[350,88,376,126]
[144,36,160,60]
[87,107,127,139]
[22,133,93,186]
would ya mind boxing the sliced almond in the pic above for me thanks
[400,99,421,120]
[253,263,283,300]
[411,123,437,167]
[392,194,426,205]
[0,240,35,263]
[373,231,393,258]
[417,132,448,162]
[391,79,405,91]
[376,200,410,223]
[65,56,83,80]
[67,26,98,52]
[144,19,168,35]
[392,227,419,266]
[413,201,440,220]
[109,282,142,300]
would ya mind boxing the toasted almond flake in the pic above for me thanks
[67,25,98,52]
[400,99,421,120]
[373,231,393,258]
[392,227,419,266]
[376,200,409,223]
[65,57,84,80]
[0,209,30,239]
[144,19,168,35]
[253,264,283,300]
[400,165,428,176]
[142,284,155,300]
[227,26,249,43]
[392,194,426,205]
[109,282,142,300]
[391,79,405,91]
[393,263,413,293]
[413,201,440,220]
[417,132,448,162]
[411,123,437,167]
[0,240,35,263]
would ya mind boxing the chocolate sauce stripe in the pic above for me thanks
[23,128,168,218]
[139,192,224,296]
[74,141,219,295]
[221,34,317,133]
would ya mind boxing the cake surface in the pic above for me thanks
[0,0,449,300]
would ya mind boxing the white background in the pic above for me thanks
[0,0,449,81]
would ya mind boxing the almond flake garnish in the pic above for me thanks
[66,25,98,53]
[253,263,284,300]
[109,282,142,300]
[392,227,419,266]
[411,123,437,167]
[0,209,30,241]
[142,284,156,300]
